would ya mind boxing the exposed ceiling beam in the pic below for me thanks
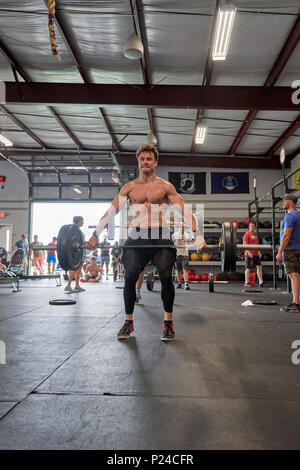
[1,82,299,110]
[0,35,83,150]
[3,148,112,157]
[0,104,46,148]
[191,0,219,153]
[98,108,120,151]
[228,14,300,155]
[0,39,30,82]
[116,153,283,169]
[1,147,296,161]
[0,40,46,147]
[46,0,120,153]
[43,0,90,84]
[46,106,83,150]
[265,113,300,158]
[130,0,157,144]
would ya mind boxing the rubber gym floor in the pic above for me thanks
[0,278,299,450]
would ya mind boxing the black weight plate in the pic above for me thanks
[57,224,83,271]
[49,299,76,305]
[252,300,277,305]
[57,224,71,271]
[208,273,214,292]
[146,271,155,291]
[230,222,237,272]
[221,222,231,272]
[67,224,84,271]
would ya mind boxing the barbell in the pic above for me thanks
[30,222,276,272]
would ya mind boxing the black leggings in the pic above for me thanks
[122,245,176,315]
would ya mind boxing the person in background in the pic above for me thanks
[64,216,87,293]
[243,221,263,288]
[47,236,57,274]
[13,234,29,273]
[172,224,192,290]
[87,249,101,265]
[82,256,102,282]
[30,235,45,275]
[277,194,300,312]
[0,246,8,267]
[111,241,122,281]
[13,234,29,265]
[99,234,111,280]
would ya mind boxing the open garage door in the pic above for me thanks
[31,202,121,247]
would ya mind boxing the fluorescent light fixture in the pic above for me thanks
[73,187,82,194]
[0,134,13,147]
[195,125,207,144]
[212,4,236,61]
[65,166,87,170]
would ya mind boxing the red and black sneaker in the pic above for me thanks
[161,322,175,341]
[117,320,134,339]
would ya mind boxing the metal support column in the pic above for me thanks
[271,187,277,289]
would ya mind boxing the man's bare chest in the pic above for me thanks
[129,184,168,204]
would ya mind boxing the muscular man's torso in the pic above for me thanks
[126,177,171,228]
[86,264,101,276]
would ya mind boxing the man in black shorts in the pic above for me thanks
[87,144,206,341]
[277,194,300,312]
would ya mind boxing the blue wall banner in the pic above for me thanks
[211,172,249,194]
[168,172,206,194]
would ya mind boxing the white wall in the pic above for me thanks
[0,161,29,249]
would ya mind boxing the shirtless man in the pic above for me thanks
[87,144,206,341]
[83,256,102,282]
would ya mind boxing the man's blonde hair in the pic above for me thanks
[136,144,159,162]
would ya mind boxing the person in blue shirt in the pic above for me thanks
[13,234,29,255]
[277,194,300,312]
[13,234,29,271]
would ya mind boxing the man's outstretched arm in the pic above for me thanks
[87,182,132,249]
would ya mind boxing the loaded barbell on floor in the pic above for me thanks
[31,222,276,272]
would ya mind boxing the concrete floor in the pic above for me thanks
[0,277,300,449]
